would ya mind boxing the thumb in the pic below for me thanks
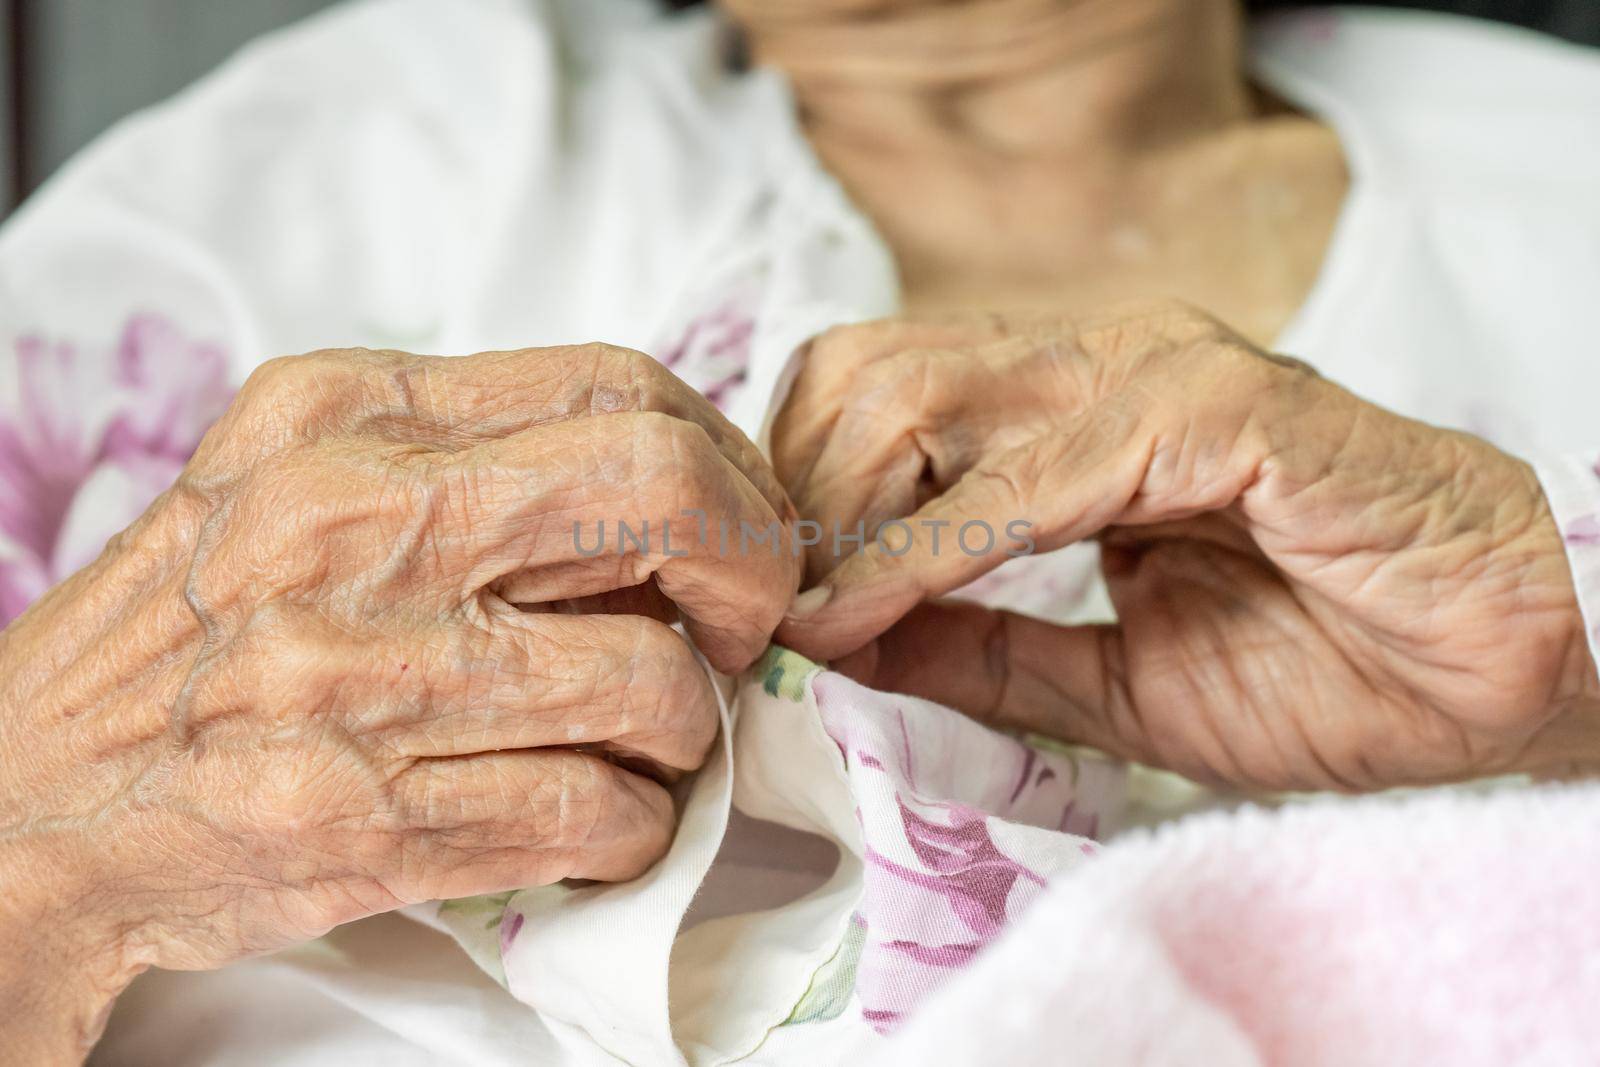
[777,404,1145,661]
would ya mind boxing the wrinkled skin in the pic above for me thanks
[774,304,1600,792]
[0,344,799,1064]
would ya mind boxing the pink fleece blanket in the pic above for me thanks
[872,781,1600,1066]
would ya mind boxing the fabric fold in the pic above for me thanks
[429,648,1126,1064]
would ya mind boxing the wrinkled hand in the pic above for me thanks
[0,344,798,1063]
[773,305,1600,792]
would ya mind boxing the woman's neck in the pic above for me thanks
[731,0,1348,344]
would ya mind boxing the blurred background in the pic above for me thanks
[2,0,1597,215]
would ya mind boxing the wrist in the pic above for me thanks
[0,838,146,1066]
[0,501,194,1066]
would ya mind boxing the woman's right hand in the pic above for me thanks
[0,344,799,1064]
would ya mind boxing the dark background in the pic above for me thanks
[1252,0,1599,41]
[3,0,1596,214]
[664,0,1600,40]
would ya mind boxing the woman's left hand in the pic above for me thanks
[772,304,1600,790]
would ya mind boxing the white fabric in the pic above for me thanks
[482,657,738,1066]
[0,0,1576,1063]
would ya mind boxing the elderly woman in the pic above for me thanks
[2,0,1598,1063]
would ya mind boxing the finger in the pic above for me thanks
[433,411,800,672]
[380,345,794,522]
[1097,535,1399,790]
[794,339,1079,574]
[392,749,676,898]
[774,315,1034,490]
[189,607,720,772]
[778,401,1147,660]
[828,600,1145,760]
[854,545,1374,791]
[792,348,977,563]
[372,610,719,774]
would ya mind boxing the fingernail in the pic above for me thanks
[788,585,832,620]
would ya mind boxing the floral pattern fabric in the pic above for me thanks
[433,643,1124,1064]
[0,314,231,625]
[1538,453,1600,674]
[3,307,1596,1064]
[800,658,1122,1034]
[654,279,761,411]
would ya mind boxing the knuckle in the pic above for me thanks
[237,349,388,441]
[224,452,429,593]
[1157,302,1231,348]
[631,408,685,452]
[628,622,712,730]
[1080,301,1231,373]
[636,414,721,498]
[582,614,713,764]
[1152,296,1208,323]
[235,356,315,429]
[851,350,935,418]
[616,347,677,412]
[244,350,346,401]
[579,340,649,366]
[456,345,561,397]
[809,322,860,361]
[630,615,698,675]
[568,342,669,415]
[607,342,662,376]
[810,319,888,368]
[551,758,614,850]
[374,356,445,424]
[392,764,452,834]
[241,353,312,397]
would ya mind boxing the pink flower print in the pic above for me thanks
[499,910,525,957]
[811,670,1119,1033]
[852,795,1055,1032]
[653,283,760,412]
[1567,514,1600,547]
[871,797,1046,939]
[0,314,231,625]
